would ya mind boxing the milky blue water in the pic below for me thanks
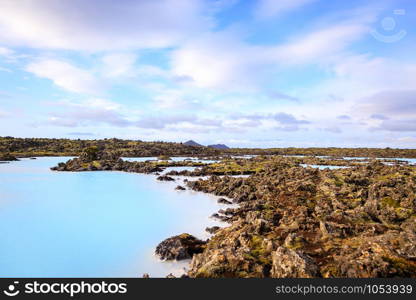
[123,156,219,164]
[0,157,225,277]
[344,157,416,165]
[377,158,416,165]
[300,164,350,170]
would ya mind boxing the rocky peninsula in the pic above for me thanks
[50,146,208,173]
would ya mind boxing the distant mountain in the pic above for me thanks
[208,144,229,149]
[183,140,203,147]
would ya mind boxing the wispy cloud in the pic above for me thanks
[101,53,137,78]
[45,98,131,127]
[171,17,372,90]
[0,0,212,51]
[0,66,12,72]
[26,59,103,95]
[67,132,95,136]
[255,0,316,19]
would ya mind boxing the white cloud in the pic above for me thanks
[299,55,416,122]
[136,65,168,79]
[0,109,10,117]
[26,59,102,94]
[0,45,26,62]
[171,21,369,89]
[172,30,250,89]
[270,24,369,65]
[271,55,416,136]
[0,46,13,56]
[46,98,131,127]
[153,89,206,111]
[356,90,416,117]
[101,53,137,78]
[0,66,11,72]
[255,0,316,19]
[55,98,122,111]
[153,90,189,109]
[0,0,212,51]
[396,136,416,144]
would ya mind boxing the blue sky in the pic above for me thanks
[0,0,415,148]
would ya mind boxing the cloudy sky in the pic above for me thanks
[0,0,415,147]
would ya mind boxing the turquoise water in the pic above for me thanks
[0,157,225,277]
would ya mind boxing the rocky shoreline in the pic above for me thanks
[0,153,19,161]
[155,234,206,261]
[179,159,416,277]
[50,146,208,173]
[49,147,416,277]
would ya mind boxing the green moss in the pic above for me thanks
[348,198,363,208]
[376,172,402,181]
[194,265,228,278]
[382,256,416,275]
[263,209,276,221]
[320,264,341,278]
[333,176,344,187]
[395,207,413,219]
[249,235,272,265]
[158,155,171,160]
[178,233,192,239]
[83,146,99,160]
[236,271,249,277]
[381,197,400,208]
[92,161,101,168]
[285,237,304,250]
[205,159,268,175]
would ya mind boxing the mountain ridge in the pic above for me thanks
[183,140,203,147]
[208,144,229,149]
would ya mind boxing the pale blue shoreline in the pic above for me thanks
[0,157,226,278]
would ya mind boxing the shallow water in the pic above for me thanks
[122,156,219,164]
[231,155,258,159]
[0,157,225,277]
[342,157,416,165]
[300,164,350,170]
[377,157,416,165]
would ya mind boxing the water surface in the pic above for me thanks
[0,157,225,277]
[300,164,350,170]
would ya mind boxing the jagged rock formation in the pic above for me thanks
[155,233,206,260]
[206,226,221,234]
[0,153,18,161]
[50,147,207,173]
[185,160,416,278]
[157,175,175,181]
[218,198,232,204]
